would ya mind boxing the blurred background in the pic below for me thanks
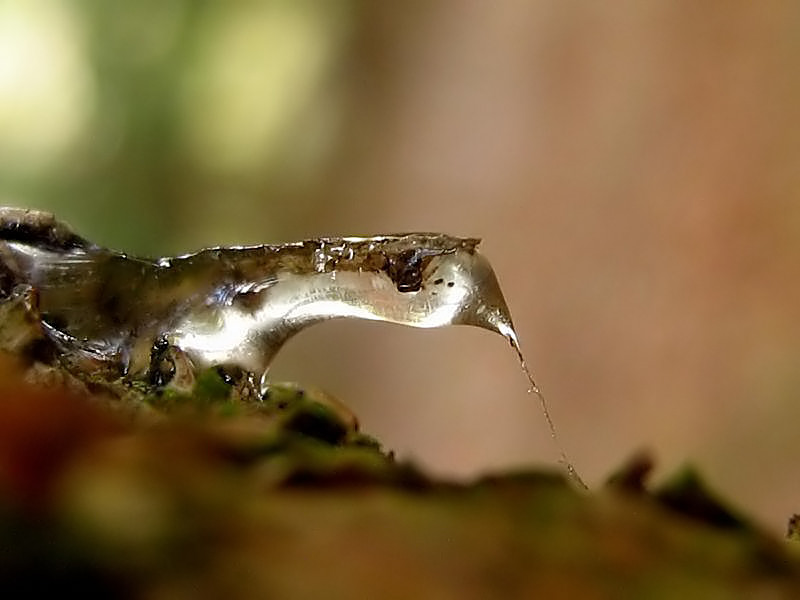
[1,0,799,532]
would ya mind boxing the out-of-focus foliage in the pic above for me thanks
[0,0,353,252]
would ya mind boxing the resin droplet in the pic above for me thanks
[0,207,586,485]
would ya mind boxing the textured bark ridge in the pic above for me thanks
[0,357,799,598]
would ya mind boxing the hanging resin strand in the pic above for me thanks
[504,329,588,490]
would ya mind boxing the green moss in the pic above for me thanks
[788,515,800,542]
[281,401,349,445]
[142,387,190,411]
[347,432,382,451]
[655,466,751,531]
[193,368,233,403]
[262,383,306,410]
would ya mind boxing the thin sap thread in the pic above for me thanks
[509,339,588,490]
